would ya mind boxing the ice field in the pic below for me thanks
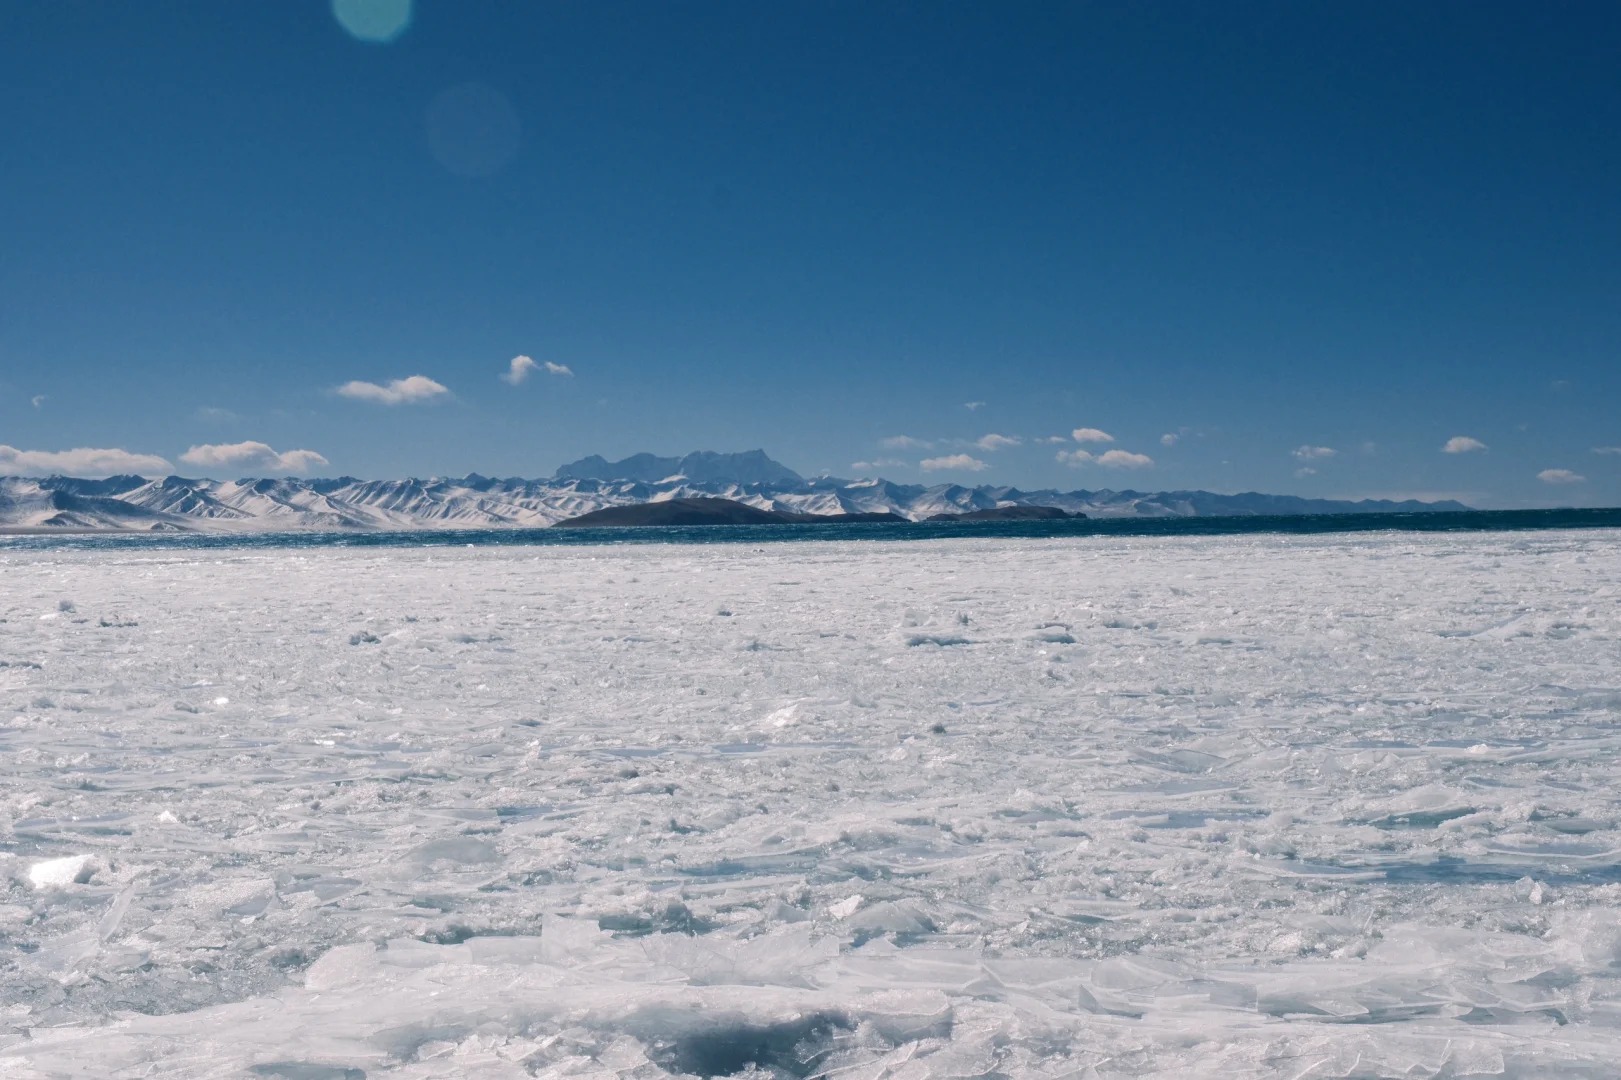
[4,529,1621,1078]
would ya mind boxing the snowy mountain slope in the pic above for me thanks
[0,456,1472,531]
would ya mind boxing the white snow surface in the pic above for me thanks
[3,530,1621,1077]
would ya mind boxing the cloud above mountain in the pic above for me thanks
[0,445,173,478]
[1058,448,1154,469]
[336,375,449,405]
[850,458,907,473]
[180,442,330,474]
[921,454,988,472]
[501,355,573,385]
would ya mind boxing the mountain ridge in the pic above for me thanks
[0,451,1473,531]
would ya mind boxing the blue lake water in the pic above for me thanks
[5,506,1620,551]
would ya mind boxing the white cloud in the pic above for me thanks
[502,356,538,385]
[1442,436,1487,454]
[1072,427,1114,444]
[1097,449,1153,469]
[964,401,985,411]
[1037,435,1069,445]
[1293,445,1338,460]
[1593,446,1621,456]
[336,375,449,405]
[1538,468,1586,485]
[920,454,988,472]
[501,355,573,385]
[975,433,1021,451]
[30,395,46,410]
[881,435,932,449]
[0,445,172,478]
[850,458,906,473]
[1295,467,1317,478]
[1060,447,1153,469]
[1160,433,1178,447]
[180,441,330,475]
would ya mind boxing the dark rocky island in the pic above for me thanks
[553,497,907,528]
[926,505,1084,522]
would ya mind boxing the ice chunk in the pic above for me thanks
[828,894,864,919]
[28,854,96,889]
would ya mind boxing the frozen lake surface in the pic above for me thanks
[3,530,1621,1077]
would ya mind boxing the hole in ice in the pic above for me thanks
[598,901,719,937]
[248,1064,364,1080]
[494,803,552,821]
[641,1011,852,1079]
[1365,808,1478,829]
[1326,855,1621,886]
[905,634,971,647]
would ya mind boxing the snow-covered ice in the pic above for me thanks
[2,530,1621,1077]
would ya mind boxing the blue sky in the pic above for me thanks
[2,1,1617,507]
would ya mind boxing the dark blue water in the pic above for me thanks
[4,507,1619,552]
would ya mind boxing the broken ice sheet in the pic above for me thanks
[3,529,1621,1075]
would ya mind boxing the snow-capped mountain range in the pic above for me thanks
[0,450,1470,531]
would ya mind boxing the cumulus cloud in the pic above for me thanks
[1097,449,1153,468]
[1293,445,1338,460]
[1442,436,1487,454]
[881,435,932,449]
[180,441,330,475]
[1160,433,1178,447]
[501,355,573,385]
[964,401,985,411]
[336,375,449,405]
[1059,448,1153,469]
[1071,427,1114,444]
[1538,468,1586,485]
[0,445,172,478]
[920,454,988,472]
[975,433,1021,451]
[31,395,46,410]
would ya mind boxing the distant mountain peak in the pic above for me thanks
[554,449,804,487]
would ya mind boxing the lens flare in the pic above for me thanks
[426,83,523,177]
[332,0,412,44]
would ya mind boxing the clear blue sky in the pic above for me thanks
[2,1,1617,506]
